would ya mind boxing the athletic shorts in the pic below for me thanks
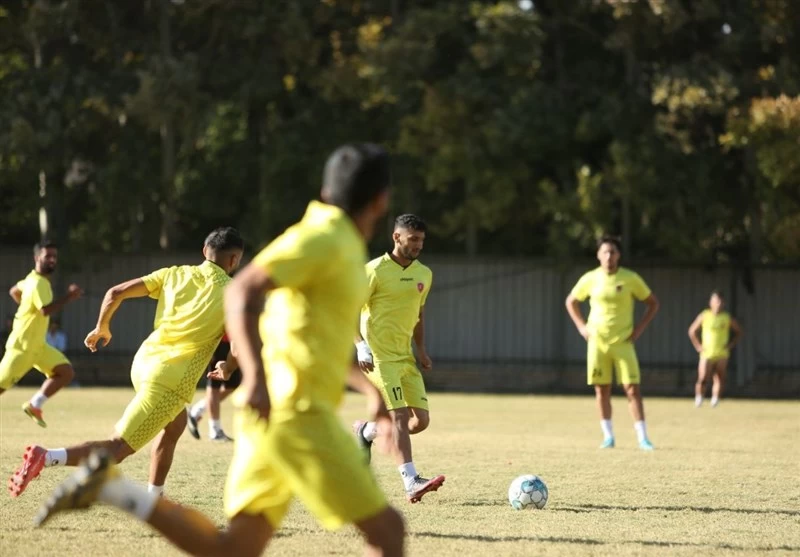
[206,341,242,390]
[224,406,387,530]
[366,359,428,412]
[0,344,70,390]
[587,338,641,386]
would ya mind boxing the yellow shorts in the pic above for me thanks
[0,344,70,390]
[224,406,387,530]
[367,360,428,412]
[701,350,729,362]
[587,339,640,385]
[115,357,189,452]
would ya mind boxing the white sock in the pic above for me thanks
[147,484,164,496]
[30,392,48,409]
[399,462,418,490]
[695,395,703,407]
[600,419,614,440]
[209,419,222,435]
[190,400,206,419]
[98,477,159,521]
[634,420,648,443]
[711,396,719,407]
[362,421,378,442]
[45,449,67,467]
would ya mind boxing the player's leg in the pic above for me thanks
[694,357,711,407]
[148,408,188,494]
[35,449,274,557]
[710,358,728,407]
[355,507,405,557]
[353,363,398,464]
[209,370,239,441]
[0,349,35,396]
[588,339,615,447]
[615,342,653,450]
[24,345,75,427]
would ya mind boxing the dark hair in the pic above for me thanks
[394,214,427,233]
[34,240,57,256]
[596,234,622,252]
[710,290,724,300]
[204,227,244,253]
[323,143,391,214]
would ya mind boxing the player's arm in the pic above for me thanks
[565,293,590,340]
[413,307,432,370]
[84,278,150,352]
[687,313,704,353]
[208,345,240,381]
[726,318,743,351]
[224,263,275,419]
[630,293,660,342]
[40,284,83,317]
[9,284,22,305]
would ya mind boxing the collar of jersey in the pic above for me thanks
[201,259,228,276]
[383,252,418,271]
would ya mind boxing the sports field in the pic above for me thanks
[1,387,798,556]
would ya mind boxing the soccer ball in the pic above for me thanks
[508,474,548,510]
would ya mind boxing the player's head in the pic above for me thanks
[709,290,724,312]
[33,240,58,275]
[202,227,245,275]
[393,214,427,262]
[596,235,622,272]
[321,143,391,240]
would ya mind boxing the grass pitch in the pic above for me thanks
[1,387,798,556]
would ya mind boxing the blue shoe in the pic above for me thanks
[599,437,615,449]
[639,438,655,451]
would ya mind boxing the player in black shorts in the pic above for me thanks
[187,335,240,441]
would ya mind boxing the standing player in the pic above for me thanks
[565,235,660,450]
[34,144,405,557]
[8,228,243,497]
[187,332,239,441]
[0,241,83,427]
[352,214,445,503]
[688,290,743,407]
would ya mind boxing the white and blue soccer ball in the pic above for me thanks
[508,474,548,510]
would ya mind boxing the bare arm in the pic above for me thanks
[413,308,432,370]
[9,285,22,305]
[207,343,240,381]
[631,293,660,341]
[727,318,744,351]
[224,263,276,419]
[565,294,590,340]
[688,313,704,353]
[85,278,150,351]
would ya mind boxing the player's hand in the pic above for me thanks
[578,324,590,340]
[68,284,84,300]
[418,350,433,371]
[84,326,111,352]
[694,345,703,354]
[242,379,271,421]
[628,327,644,342]
[356,340,374,372]
[207,360,231,381]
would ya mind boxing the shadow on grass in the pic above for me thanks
[563,502,800,517]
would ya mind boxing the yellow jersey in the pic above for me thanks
[6,271,52,351]
[570,267,652,345]
[700,309,731,360]
[252,201,368,413]
[360,254,432,363]
[135,260,231,395]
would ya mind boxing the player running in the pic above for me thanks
[688,290,743,407]
[8,228,243,497]
[33,144,405,557]
[565,235,660,450]
[0,241,83,427]
[187,333,238,441]
[352,213,444,503]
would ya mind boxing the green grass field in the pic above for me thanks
[1,387,798,556]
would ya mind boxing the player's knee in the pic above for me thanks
[110,439,136,463]
[164,413,188,441]
[409,413,429,434]
[54,364,75,383]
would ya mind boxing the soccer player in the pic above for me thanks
[688,290,743,408]
[187,333,238,441]
[565,235,660,450]
[8,228,244,497]
[34,144,405,557]
[352,214,445,503]
[0,241,83,427]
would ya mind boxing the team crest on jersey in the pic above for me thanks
[616,284,623,292]
[417,282,424,292]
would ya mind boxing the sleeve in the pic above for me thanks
[141,267,172,299]
[251,227,330,289]
[630,272,652,301]
[365,263,379,300]
[420,271,433,307]
[570,272,594,302]
[31,277,51,310]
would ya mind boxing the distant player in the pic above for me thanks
[352,214,445,503]
[187,333,239,441]
[565,235,660,450]
[0,241,83,427]
[8,228,243,497]
[34,144,405,557]
[688,290,743,407]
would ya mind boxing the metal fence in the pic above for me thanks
[1,249,798,394]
